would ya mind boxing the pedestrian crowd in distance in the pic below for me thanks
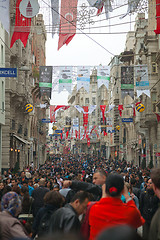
[0,153,159,240]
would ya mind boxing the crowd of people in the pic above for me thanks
[0,153,159,240]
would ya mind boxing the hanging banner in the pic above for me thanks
[104,0,113,20]
[135,65,149,97]
[73,118,79,137]
[59,66,72,93]
[87,0,104,9]
[10,0,31,48]
[106,104,115,113]
[74,105,84,113]
[88,105,97,114]
[51,0,60,37]
[83,106,89,126]
[39,66,53,98]
[58,0,78,50]
[118,105,124,117]
[77,66,90,92]
[121,66,134,99]
[100,105,106,123]
[50,105,56,123]
[0,0,10,33]
[19,0,40,18]
[97,66,110,89]
[106,117,113,133]
[120,0,140,19]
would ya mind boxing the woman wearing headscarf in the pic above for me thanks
[0,191,30,240]
[89,173,145,240]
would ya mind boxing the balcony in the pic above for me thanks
[144,113,157,126]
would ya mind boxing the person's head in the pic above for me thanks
[53,184,60,192]
[97,225,143,240]
[11,179,17,187]
[150,168,160,199]
[39,178,46,186]
[105,173,124,197]
[22,180,28,187]
[147,178,153,190]
[70,191,89,216]
[20,186,29,196]
[44,190,64,208]
[1,191,22,217]
[21,171,25,178]
[92,169,107,185]
[0,181,4,190]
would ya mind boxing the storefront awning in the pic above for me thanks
[13,134,31,145]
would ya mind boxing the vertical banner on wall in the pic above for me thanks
[154,0,160,34]
[59,66,72,93]
[73,118,79,137]
[97,66,110,89]
[39,66,53,98]
[135,65,150,97]
[58,0,78,50]
[121,66,134,99]
[77,66,90,92]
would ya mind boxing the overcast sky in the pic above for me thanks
[40,0,140,105]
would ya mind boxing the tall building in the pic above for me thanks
[0,21,5,173]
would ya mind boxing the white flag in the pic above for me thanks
[77,66,90,93]
[74,105,84,113]
[104,0,113,20]
[120,0,140,19]
[51,0,60,38]
[0,0,10,33]
[88,105,97,114]
[106,105,115,113]
[137,90,151,98]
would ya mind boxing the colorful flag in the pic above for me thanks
[58,0,78,50]
[135,65,150,98]
[88,105,97,114]
[83,106,89,126]
[74,105,84,113]
[51,0,60,37]
[10,0,31,48]
[77,66,90,92]
[120,0,140,19]
[0,0,10,33]
[121,66,134,99]
[59,66,72,93]
[39,66,53,98]
[118,105,124,117]
[100,105,106,123]
[97,66,110,89]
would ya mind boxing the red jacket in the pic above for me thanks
[89,197,145,240]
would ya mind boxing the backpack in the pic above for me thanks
[38,209,53,237]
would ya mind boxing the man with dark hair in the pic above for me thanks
[63,169,107,200]
[149,169,160,240]
[49,191,89,233]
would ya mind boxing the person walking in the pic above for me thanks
[89,173,145,240]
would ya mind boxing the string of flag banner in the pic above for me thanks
[38,65,151,99]
[1,0,157,50]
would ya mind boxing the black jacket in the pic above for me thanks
[49,203,81,233]
[139,189,159,224]
[31,186,49,217]
[70,181,102,201]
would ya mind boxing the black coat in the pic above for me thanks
[31,186,49,217]
[49,204,81,233]
[139,189,159,224]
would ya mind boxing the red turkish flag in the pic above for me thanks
[75,130,78,139]
[66,130,69,139]
[10,0,31,48]
[155,0,160,34]
[100,105,106,123]
[118,105,124,117]
[58,0,78,50]
[103,131,107,136]
[83,106,88,126]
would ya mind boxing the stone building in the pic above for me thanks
[0,21,5,173]
[1,1,48,172]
